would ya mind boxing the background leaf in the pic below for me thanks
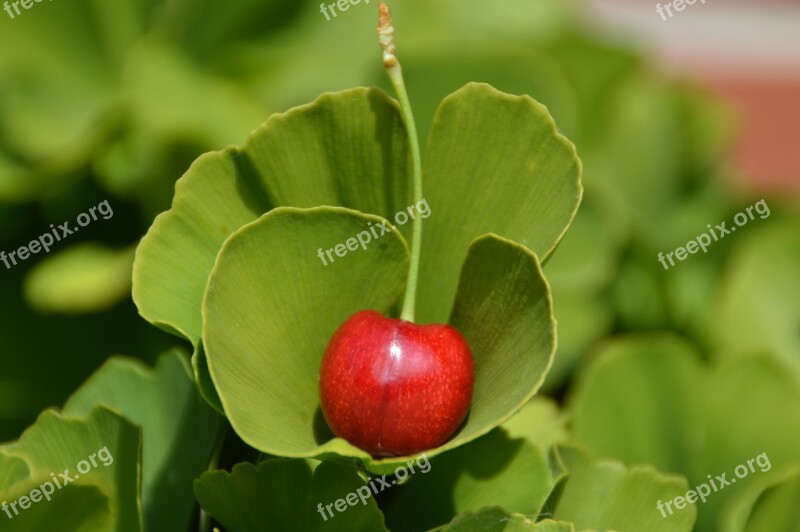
[568,335,800,531]
[501,397,569,453]
[552,445,696,531]
[0,407,142,532]
[194,459,387,531]
[62,350,220,532]
[382,429,554,531]
[23,244,135,314]
[0,453,112,532]
[721,466,800,532]
[437,507,574,531]
[712,219,800,374]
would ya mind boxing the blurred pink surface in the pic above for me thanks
[708,78,800,191]
[583,0,800,191]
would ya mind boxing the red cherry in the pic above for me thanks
[319,310,474,457]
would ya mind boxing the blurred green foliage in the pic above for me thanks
[0,0,798,530]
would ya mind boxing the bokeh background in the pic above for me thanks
[0,1,798,528]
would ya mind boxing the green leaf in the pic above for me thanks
[194,459,387,531]
[92,126,203,219]
[205,226,556,474]
[577,76,682,249]
[543,294,612,392]
[446,235,555,453]
[542,35,640,150]
[721,466,800,532]
[62,350,220,532]
[543,191,625,297]
[399,45,580,152]
[697,355,800,529]
[192,343,225,415]
[501,397,569,453]
[540,187,623,391]
[0,450,112,531]
[437,507,574,531]
[568,335,800,531]
[712,219,800,374]
[243,90,411,220]
[202,207,408,460]
[610,253,671,331]
[0,0,155,169]
[133,87,409,347]
[0,452,112,532]
[0,407,142,532]
[0,152,42,202]
[134,83,577,468]
[382,429,554,531]
[569,335,703,473]
[552,445,695,531]
[0,450,30,483]
[122,37,264,149]
[417,82,581,322]
[132,147,263,343]
[23,244,135,314]
[155,0,306,60]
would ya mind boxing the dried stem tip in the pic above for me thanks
[377,3,398,69]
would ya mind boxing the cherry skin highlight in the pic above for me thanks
[319,310,474,457]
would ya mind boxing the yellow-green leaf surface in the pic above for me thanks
[446,235,555,453]
[133,87,410,347]
[417,83,581,322]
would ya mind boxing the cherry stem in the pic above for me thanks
[378,2,423,323]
